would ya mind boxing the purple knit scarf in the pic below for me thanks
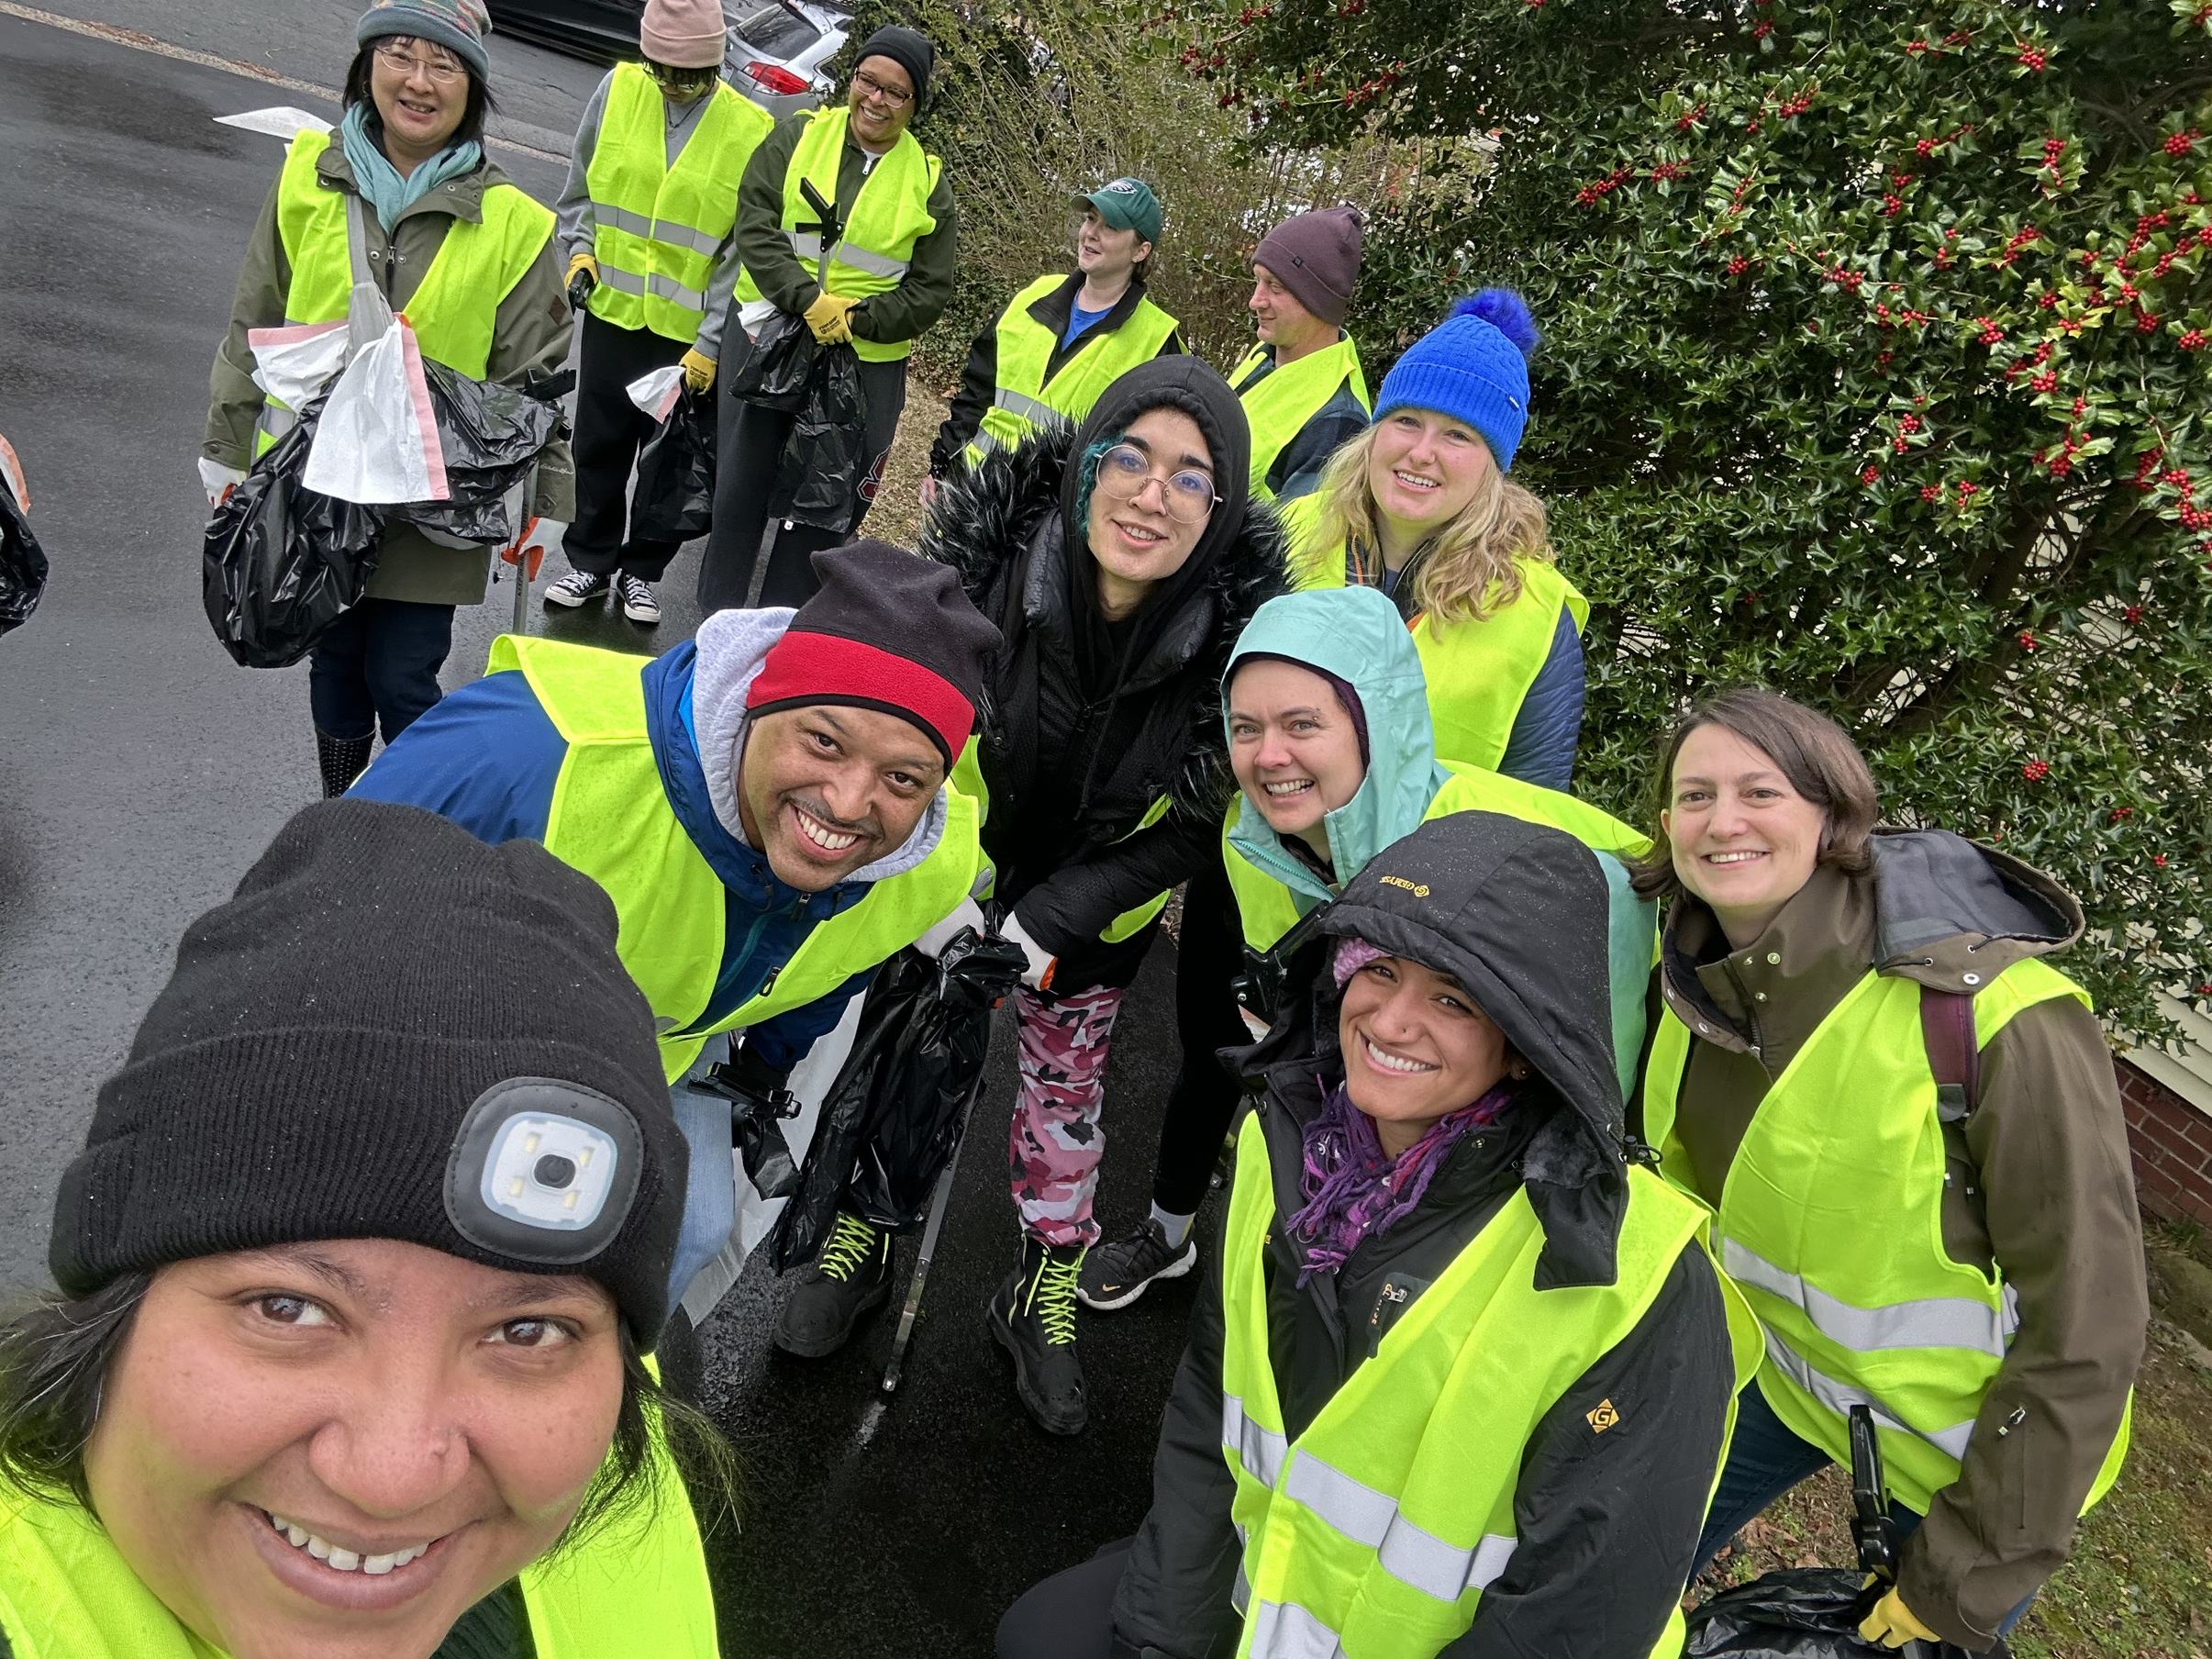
[1284,1077,1517,1285]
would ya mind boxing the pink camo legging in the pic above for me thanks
[1006,983,1127,1249]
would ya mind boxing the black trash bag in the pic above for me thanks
[201,414,384,669]
[769,928,1027,1273]
[769,340,865,535]
[0,461,47,639]
[1685,1570,1998,1659]
[630,387,717,544]
[725,310,816,412]
[388,362,563,546]
[686,1062,804,1200]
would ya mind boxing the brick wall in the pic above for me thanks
[2118,1057,2212,1230]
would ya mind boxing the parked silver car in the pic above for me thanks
[723,1,850,118]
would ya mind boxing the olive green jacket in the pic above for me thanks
[205,139,574,607]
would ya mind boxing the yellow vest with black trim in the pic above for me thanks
[585,64,769,342]
[734,106,940,363]
[260,128,553,455]
[487,634,983,1082]
[968,274,1182,464]
[1228,336,1371,503]
[1221,761,1647,955]
[1282,492,1590,775]
[951,741,1169,945]
[0,1430,717,1658]
[1641,958,2133,1515]
[1217,1117,1759,1659]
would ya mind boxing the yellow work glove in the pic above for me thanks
[1857,1582,1940,1649]
[565,251,598,285]
[680,348,717,394]
[804,291,857,344]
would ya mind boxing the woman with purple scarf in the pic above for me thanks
[998,811,1756,1659]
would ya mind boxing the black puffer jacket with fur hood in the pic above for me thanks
[919,357,1289,990]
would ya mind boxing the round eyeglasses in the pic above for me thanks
[1094,443,1218,524]
[374,41,466,84]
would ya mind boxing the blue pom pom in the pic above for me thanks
[1448,289,1539,361]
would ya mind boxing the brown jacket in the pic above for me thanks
[205,139,574,607]
[1644,834,2146,1651]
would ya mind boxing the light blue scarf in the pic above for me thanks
[339,104,484,232]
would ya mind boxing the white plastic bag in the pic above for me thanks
[302,307,449,506]
[245,319,350,413]
[627,363,686,424]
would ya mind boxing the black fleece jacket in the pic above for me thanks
[919,362,1287,990]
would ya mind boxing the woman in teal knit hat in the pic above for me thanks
[1281,290,1588,791]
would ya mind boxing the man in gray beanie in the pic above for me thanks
[1228,203,1374,503]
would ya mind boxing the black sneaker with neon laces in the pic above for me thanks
[773,1211,894,1358]
[987,1235,1088,1435]
[1077,1218,1197,1311]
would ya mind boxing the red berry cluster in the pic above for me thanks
[2125,604,2146,625]
[1752,19,1773,39]
[1339,63,1403,107]
[1914,124,1973,159]
[2017,45,2049,72]
[2182,329,2208,351]
[1726,253,1752,276]
[2135,447,2167,492]
[2167,130,2201,158]
[1990,226,2042,268]
[1861,464,1882,484]
[2016,626,2036,651]
[1676,103,1708,132]
[1229,3,1273,21]
[1973,315,2006,345]
[1827,264,1864,294]
[2111,806,2135,820]
[1960,480,1983,499]
[1575,165,1636,206]
[2022,758,2051,781]
[1776,87,1817,119]
[1921,484,1943,502]
[1651,160,1689,183]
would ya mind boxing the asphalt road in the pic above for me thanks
[0,10,1199,1654]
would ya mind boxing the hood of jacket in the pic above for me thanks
[1252,810,1634,1287]
[920,395,1287,818]
[1223,585,1447,909]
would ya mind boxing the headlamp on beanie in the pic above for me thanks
[446,1078,644,1262]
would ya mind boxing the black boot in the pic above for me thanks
[987,1235,1088,1435]
[773,1211,895,1358]
[316,729,375,798]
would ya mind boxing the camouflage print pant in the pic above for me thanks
[1007,983,1127,1248]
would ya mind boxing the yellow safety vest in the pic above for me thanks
[267,128,552,452]
[1228,336,1372,502]
[1218,1115,1758,1659]
[488,634,983,1081]
[0,1430,717,1658]
[951,742,1170,945]
[969,274,1181,463]
[1282,493,1589,775]
[1642,958,2133,1514]
[585,64,769,342]
[734,106,940,363]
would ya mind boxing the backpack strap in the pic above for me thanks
[1920,987,1981,1123]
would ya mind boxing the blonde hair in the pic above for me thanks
[1308,423,1557,627]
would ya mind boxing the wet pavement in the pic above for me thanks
[0,11,1194,1653]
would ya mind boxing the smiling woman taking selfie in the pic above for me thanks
[1285,290,1585,791]
[0,801,727,1659]
[1635,688,2146,1653]
[204,0,572,801]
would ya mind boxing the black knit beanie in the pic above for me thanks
[851,24,934,113]
[50,800,686,1341]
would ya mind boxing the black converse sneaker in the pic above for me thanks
[1077,1219,1197,1311]
[617,573,661,626]
[542,569,610,608]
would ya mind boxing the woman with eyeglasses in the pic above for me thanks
[204,0,572,800]
[768,358,1286,1436]
[698,25,960,612]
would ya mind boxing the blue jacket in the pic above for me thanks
[350,641,869,1078]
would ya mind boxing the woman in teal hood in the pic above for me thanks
[1221,585,1656,1093]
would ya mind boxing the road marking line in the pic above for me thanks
[0,2,568,164]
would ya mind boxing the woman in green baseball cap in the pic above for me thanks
[925,177,1187,500]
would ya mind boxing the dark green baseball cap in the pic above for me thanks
[1077,177,1163,245]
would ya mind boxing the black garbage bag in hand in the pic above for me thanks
[725,310,816,412]
[770,340,866,536]
[388,362,563,546]
[768,928,1027,1274]
[202,415,384,669]
[0,462,47,639]
[630,388,717,544]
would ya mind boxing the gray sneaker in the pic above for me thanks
[1077,1219,1196,1311]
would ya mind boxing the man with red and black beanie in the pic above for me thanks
[351,539,998,1318]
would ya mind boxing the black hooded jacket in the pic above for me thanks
[920,356,1288,989]
[1112,814,1739,1659]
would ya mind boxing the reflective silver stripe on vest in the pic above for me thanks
[599,203,722,257]
[1232,1563,1251,1616]
[788,231,911,280]
[1762,1327,1976,1462]
[991,387,1059,428]
[1282,1454,1516,1602]
[1249,1600,1347,1659]
[595,263,709,314]
[1224,1395,1288,1487]
[1725,1239,2021,1358]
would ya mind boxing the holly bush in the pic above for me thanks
[1195,0,2212,1041]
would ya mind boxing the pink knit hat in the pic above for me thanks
[640,0,726,68]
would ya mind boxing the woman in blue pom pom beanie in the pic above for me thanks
[1282,290,1587,791]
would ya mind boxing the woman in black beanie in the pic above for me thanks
[0,800,728,1659]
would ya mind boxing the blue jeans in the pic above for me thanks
[663,1050,739,1323]
[1697,1383,2034,1638]
[307,596,455,743]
